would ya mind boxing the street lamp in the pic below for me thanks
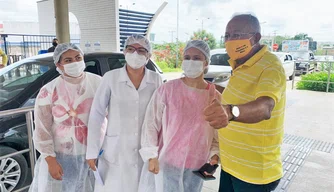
[271,30,278,52]
[196,18,210,31]
[260,21,267,36]
[176,0,179,68]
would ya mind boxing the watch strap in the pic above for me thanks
[229,104,236,121]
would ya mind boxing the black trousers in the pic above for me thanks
[219,169,281,192]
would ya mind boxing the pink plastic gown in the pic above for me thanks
[139,79,220,192]
[29,72,106,192]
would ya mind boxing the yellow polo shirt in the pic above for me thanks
[219,45,286,184]
[0,48,8,66]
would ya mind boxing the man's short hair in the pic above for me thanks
[230,12,261,33]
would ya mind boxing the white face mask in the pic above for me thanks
[125,52,148,69]
[62,60,86,78]
[182,60,205,78]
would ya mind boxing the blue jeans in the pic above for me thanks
[219,169,280,192]
[162,164,204,192]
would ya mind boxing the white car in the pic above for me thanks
[204,49,232,92]
[272,52,294,80]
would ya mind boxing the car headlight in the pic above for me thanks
[213,73,231,83]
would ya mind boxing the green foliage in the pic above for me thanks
[275,35,291,51]
[218,35,225,48]
[296,72,334,92]
[152,42,185,70]
[261,33,314,51]
[155,61,182,72]
[318,62,334,72]
[190,30,217,49]
[293,33,313,42]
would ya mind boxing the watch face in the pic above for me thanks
[232,106,240,117]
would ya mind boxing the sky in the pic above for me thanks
[0,0,333,43]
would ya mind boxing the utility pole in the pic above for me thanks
[196,18,210,31]
[271,30,278,51]
[176,0,179,68]
[201,20,204,31]
[169,31,175,43]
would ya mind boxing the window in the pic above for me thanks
[108,56,157,72]
[0,60,52,105]
[84,60,100,75]
[288,55,293,61]
[108,58,126,71]
[210,54,230,66]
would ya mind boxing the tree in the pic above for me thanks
[190,30,217,49]
[152,42,186,68]
[260,35,291,51]
[275,35,292,51]
[293,33,313,42]
[218,35,225,48]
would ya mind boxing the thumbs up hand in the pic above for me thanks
[204,84,229,129]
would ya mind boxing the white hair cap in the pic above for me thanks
[53,43,84,64]
[124,34,152,53]
[184,40,211,63]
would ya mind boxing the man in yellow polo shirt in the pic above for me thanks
[0,48,8,69]
[204,13,286,192]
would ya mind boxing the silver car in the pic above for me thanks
[204,49,231,92]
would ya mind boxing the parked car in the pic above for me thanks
[0,52,166,192]
[290,51,316,75]
[272,52,294,80]
[204,49,231,92]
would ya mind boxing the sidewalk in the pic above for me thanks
[203,90,334,192]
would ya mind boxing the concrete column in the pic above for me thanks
[54,0,70,43]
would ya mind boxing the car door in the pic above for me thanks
[106,54,158,72]
[285,54,294,78]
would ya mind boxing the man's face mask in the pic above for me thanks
[225,35,256,61]
[53,41,58,47]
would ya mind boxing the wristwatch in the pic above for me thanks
[229,105,240,121]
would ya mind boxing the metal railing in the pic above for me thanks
[292,60,333,93]
[1,34,81,65]
[0,106,36,192]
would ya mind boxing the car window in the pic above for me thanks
[291,52,309,60]
[108,58,126,70]
[0,60,53,105]
[107,56,157,72]
[210,54,230,66]
[288,55,293,60]
[84,60,101,75]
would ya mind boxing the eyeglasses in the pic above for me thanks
[224,33,255,41]
[125,45,148,55]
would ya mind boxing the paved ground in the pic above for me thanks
[19,73,334,192]
[202,89,334,192]
[163,72,183,81]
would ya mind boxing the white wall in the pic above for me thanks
[2,21,40,34]
[37,0,120,52]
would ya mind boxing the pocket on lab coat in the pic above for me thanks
[102,135,120,165]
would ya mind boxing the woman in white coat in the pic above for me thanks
[86,34,162,192]
[29,43,106,192]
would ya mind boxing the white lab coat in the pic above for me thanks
[86,66,162,192]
